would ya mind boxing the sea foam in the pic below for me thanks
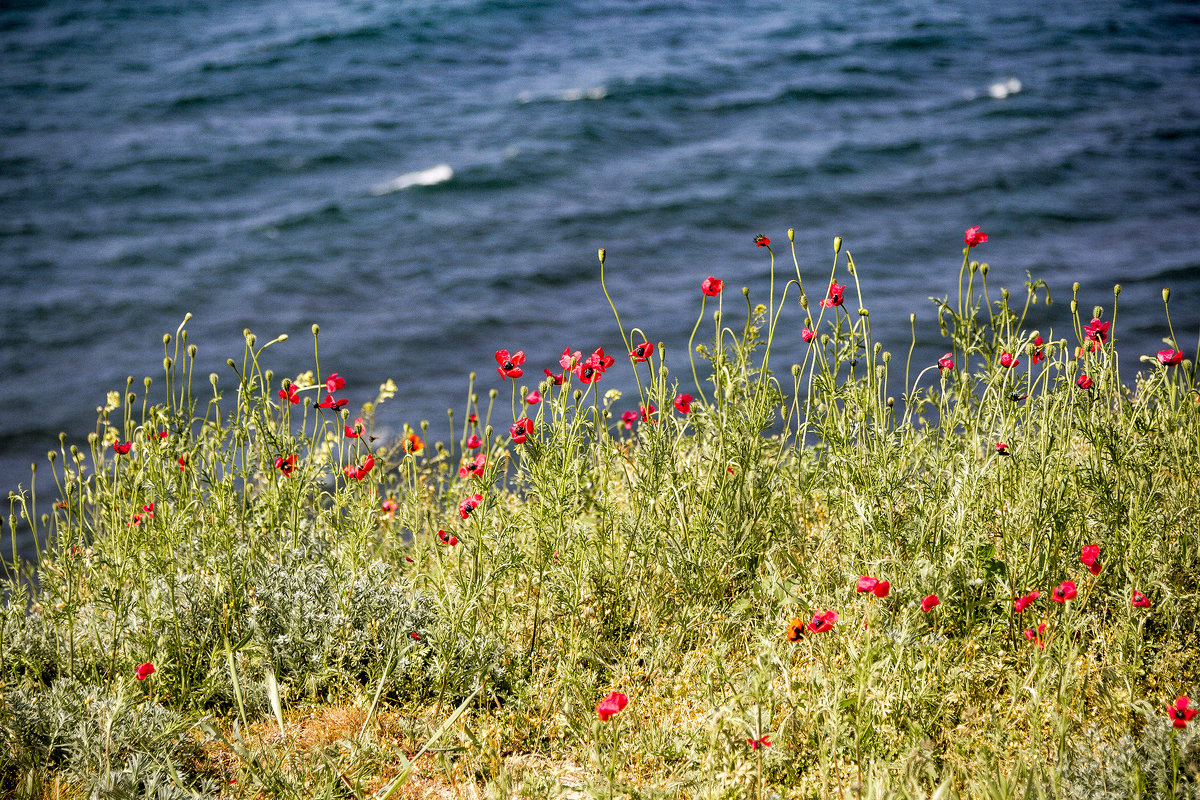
[371,164,454,195]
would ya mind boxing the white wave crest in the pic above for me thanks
[987,78,1022,99]
[516,85,607,104]
[371,163,453,195]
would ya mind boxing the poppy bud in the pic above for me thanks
[800,294,809,309]
[47,450,56,462]
[882,352,891,364]
[1001,288,1008,301]
[1162,288,1170,303]
[787,228,794,242]
[127,392,136,405]
[420,420,429,432]
[143,377,152,390]
[858,309,869,317]
[70,444,79,457]
[264,369,273,383]
[791,364,801,377]
[163,358,172,371]
[969,260,979,273]
[742,286,750,297]
[246,333,256,348]
[163,334,171,345]
[312,324,320,336]
[484,425,493,438]
[1113,284,1121,298]
[833,236,842,253]
[1093,305,1103,319]
[1072,281,1081,295]
[886,396,894,408]
[910,313,916,324]
[981,263,990,276]
[573,389,583,402]
[714,311,721,324]
[210,373,219,387]
[226,359,236,368]
[1070,300,1078,314]
[598,248,606,264]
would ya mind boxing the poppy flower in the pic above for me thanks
[701,276,724,296]
[754,234,771,248]
[510,418,534,444]
[1014,591,1040,612]
[807,610,838,633]
[112,441,132,455]
[621,410,638,430]
[819,282,846,308]
[1051,580,1077,603]
[1076,374,1093,390]
[1169,697,1196,729]
[279,383,300,405]
[410,632,420,641]
[381,499,398,520]
[344,422,362,438]
[136,662,155,681]
[458,493,483,519]
[802,327,816,343]
[673,394,693,414]
[465,434,482,449]
[629,341,654,362]
[587,348,615,371]
[1080,544,1101,576]
[999,352,1019,369]
[525,390,541,405]
[559,348,582,371]
[318,395,348,409]
[575,362,605,384]
[177,456,187,470]
[938,352,954,373]
[351,454,374,479]
[786,616,807,642]
[921,594,940,613]
[964,226,988,247]
[469,414,478,424]
[1157,349,1183,366]
[995,442,1010,456]
[544,368,565,385]
[459,453,486,478]
[325,373,346,393]
[150,429,168,440]
[596,691,628,721]
[1031,336,1045,365]
[403,433,424,455]
[747,734,772,749]
[856,576,890,597]
[1083,318,1109,344]
[1130,590,1151,608]
[640,403,656,422]
[1023,623,1047,649]
[437,529,459,547]
[274,455,297,476]
[495,349,526,380]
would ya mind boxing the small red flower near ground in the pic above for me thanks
[748,734,772,749]
[1014,591,1040,612]
[640,403,656,422]
[325,373,346,393]
[1051,580,1077,603]
[381,499,398,520]
[465,434,482,449]
[1024,623,1047,649]
[1031,335,1045,365]
[754,234,770,247]
[177,456,187,470]
[802,327,816,343]
[458,493,483,519]
[629,341,654,362]
[459,453,486,478]
[112,441,132,455]
[1080,544,1101,576]
[1076,374,1093,390]
[673,394,693,414]
[1083,318,1110,344]
[964,226,988,247]
[855,576,889,597]
[410,632,420,641]
[525,390,541,405]
[510,418,534,444]
[1169,697,1197,728]
[621,410,638,430]
[136,662,155,681]
[1157,349,1183,366]
[596,691,628,721]
[995,442,1010,456]
[701,276,724,296]
[786,616,807,642]
[999,352,1019,369]
[1131,590,1151,608]
[317,395,348,409]
[351,454,374,480]
[403,433,424,454]
[495,349,526,380]
[274,455,297,476]
[437,530,459,547]
[807,610,838,633]
[938,352,954,373]
[279,383,300,405]
[921,594,940,613]
[820,281,845,308]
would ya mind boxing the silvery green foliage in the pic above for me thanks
[0,582,63,683]
[1060,716,1200,800]
[247,548,341,680]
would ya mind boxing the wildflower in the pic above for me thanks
[1080,544,1101,576]
[629,341,654,362]
[1051,580,1077,603]
[459,453,486,478]
[1083,318,1109,344]
[152,429,168,440]
[576,362,605,384]
[1169,697,1196,728]
[1023,623,1047,649]
[525,390,541,405]
[177,456,187,470]
[596,691,629,721]
[544,368,565,385]
[999,352,1019,369]
[964,226,988,247]
[1130,590,1151,608]
[112,441,132,455]
[621,410,638,430]
[673,394,693,414]
[587,348,615,371]
[274,455,297,476]
[457,493,483,519]
[807,610,838,633]
[748,734,772,749]
[1031,336,1045,365]
[856,576,890,598]
[786,616,807,642]
[510,418,534,444]
[559,348,582,370]
[1076,374,1093,390]
[279,383,300,405]
[465,434,482,449]
[754,234,770,248]
[135,662,155,681]
[495,349,526,380]
[325,373,346,393]
[819,281,846,308]
[995,442,1010,456]
[381,499,398,520]
[403,433,424,454]
[410,632,420,641]
[640,403,656,422]
[437,530,459,547]
[344,421,363,438]
[701,276,724,296]
[352,454,374,479]
[802,327,816,343]
[1014,591,1040,612]
[469,414,478,423]
[938,352,954,373]
[317,395,348,409]
[921,594,940,613]
[1157,349,1183,366]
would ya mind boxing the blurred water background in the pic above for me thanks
[3,0,1200,559]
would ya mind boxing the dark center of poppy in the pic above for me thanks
[1175,708,1187,720]
[502,361,514,370]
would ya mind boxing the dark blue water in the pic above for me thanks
[4,0,1200,557]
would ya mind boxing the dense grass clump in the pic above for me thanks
[3,230,1198,798]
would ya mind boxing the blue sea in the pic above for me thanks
[3,0,1200,558]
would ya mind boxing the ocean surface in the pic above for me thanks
[3,0,1200,560]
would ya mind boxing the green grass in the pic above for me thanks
[3,230,1198,799]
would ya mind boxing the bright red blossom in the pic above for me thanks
[802,327,816,343]
[1024,623,1047,649]
[1169,697,1196,729]
[510,417,534,444]
[325,373,346,393]
[403,434,424,455]
[495,349,526,380]
[999,352,1019,369]
[629,341,654,362]
[317,395,348,409]
[112,441,132,455]
[1014,591,1040,612]
[995,442,1010,456]
[465,434,482,449]
[1052,580,1077,603]
[701,276,724,296]
[938,352,954,373]
[820,281,846,308]
[673,394,693,414]
[525,390,541,405]
[279,383,300,405]
[921,594,940,613]
[1083,318,1110,344]
[754,234,770,247]
[748,734,772,749]
[807,610,838,633]
[964,226,988,247]
[1076,374,1093,390]
[596,691,628,721]
[640,403,656,422]
[136,662,155,681]
[621,410,638,430]
[1031,336,1045,365]
[1157,349,1183,366]
[544,368,565,385]
[459,453,486,478]
[437,530,458,547]
[856,576,890,598]
[274,455,297,476]
[786,616,807,642]
[1080,544,1101,576]
[1131,590,1151,608]
[457,493,483,519]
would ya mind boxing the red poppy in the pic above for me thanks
[995,442,1010,456]
[640,403,656,422]
[559,348,582,371]
[819,282,845,308]
[112,441,132,455]
[938,352,954,373]
[1157,349,1183,366]
[1031,336,1045,365]
[621,410,638,430]
[786,616,807,642]
[921,594,940,613]
[410,632,420,641]
[352,454,374,480]
[1076,374,1093,390]
[510,418,534,444]
[1023,623,1047,649]
[469,414,478,424]
[596,691,629,721]
[177,456,187,471]
[701,276,724,296]
[525,390,541,405]
[459,453,486,478]
[495,349,526,380]
[437,529,459,547]
[381,499,398,520]
[152,429,168,440]
[1014,591,1040,612]
[1051,580,1077,603]
[274,455,297,476]
[544,368,565,385]
[754,234,770,248]
[747,734,772,749]
[325,373,346,393]
[807,610,837,633]
[1169,697,1196,729]
[802,327,816,343]
[318,395,348,409]
[136,662,155,681]
[575,362,605,384]
[629,341,654,362]
[964,226,988,247]
[1131,590,1151,608]
[457,493,483,519]
[465,434,482,449]
[587,348,615,371]
[673,394,693,414]
[279,383,300,405]
[344,421,362,438]
[1083,318,1109,344]
[403,433,424,455]
[856,576,890,597]
[1080,544,1101,576]
[999,352,1019,369]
